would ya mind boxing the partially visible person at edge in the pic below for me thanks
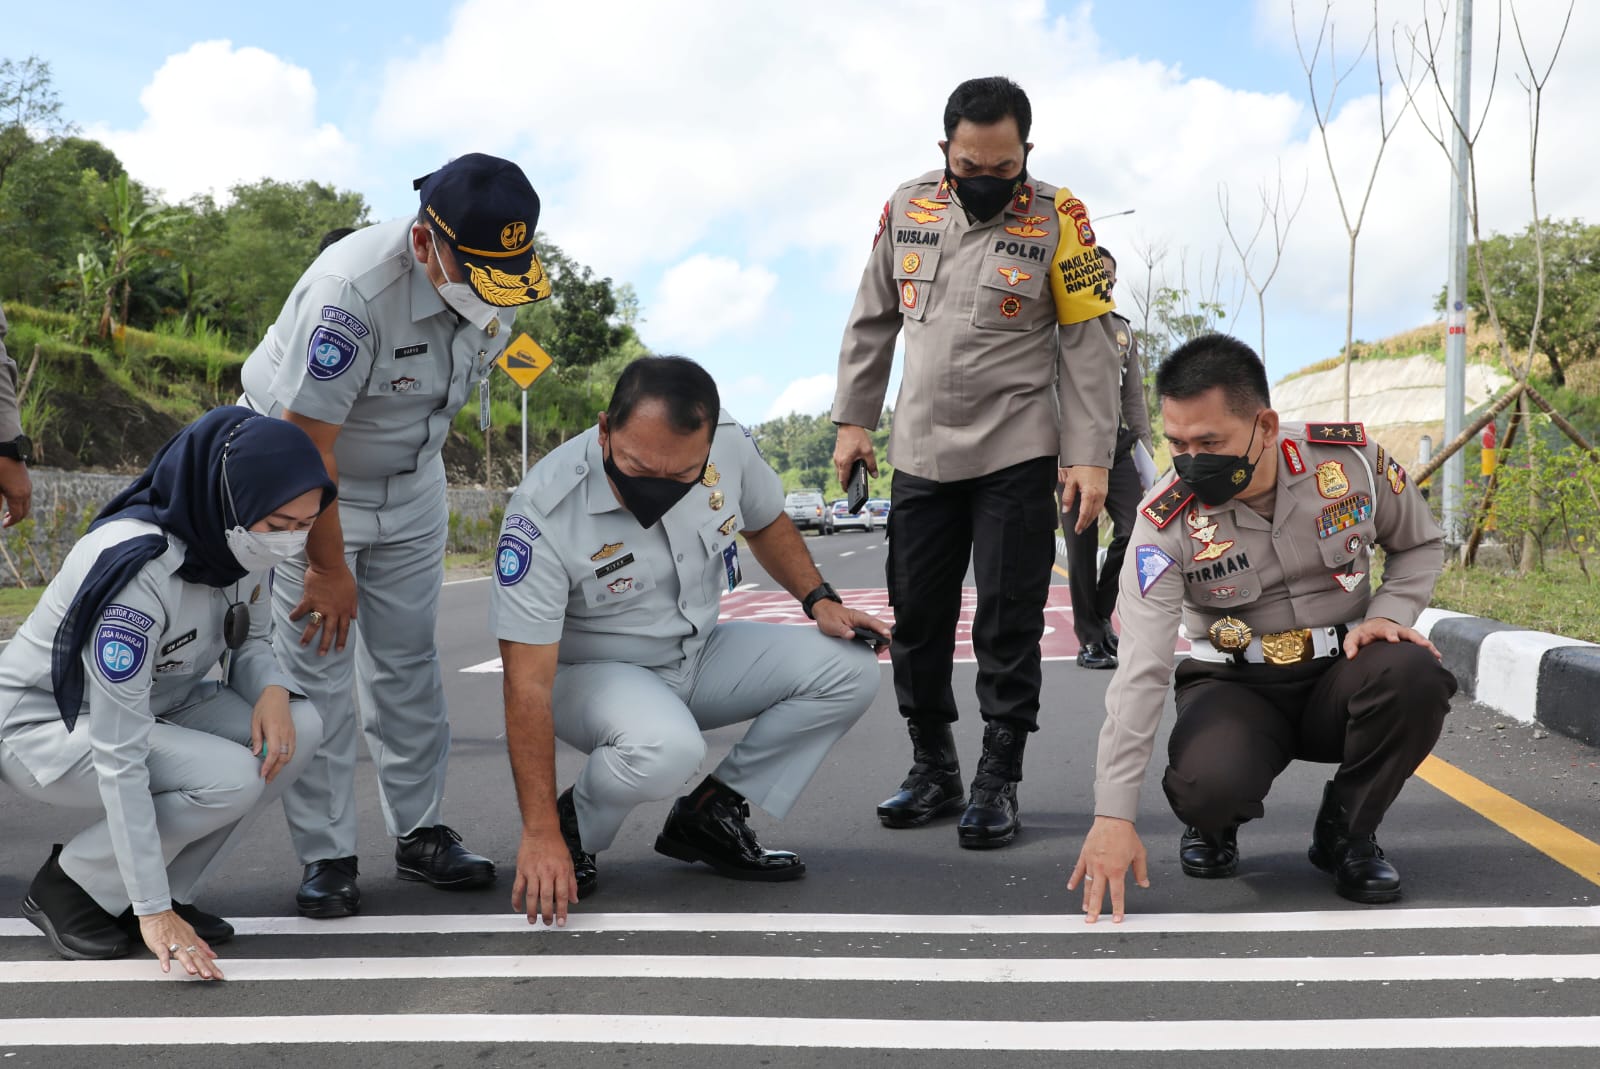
[1068,334,1456,922]
[831,75,1122,849]
[493,356,887,926]
[238,153,551,918]
[0,299,34,525]
[0,407,335,976]
[1061,247,1155,671]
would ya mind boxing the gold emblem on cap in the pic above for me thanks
[467,260,553,307]
[1207,616,1253,653]
[708,490,725,511]
[701,462,721,488]
[501,221,527,250]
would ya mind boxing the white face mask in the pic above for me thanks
[226,527,309,572]
[430,232,501,333]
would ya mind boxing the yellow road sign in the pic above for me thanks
[496,334,554,390]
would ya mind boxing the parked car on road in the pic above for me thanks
[784,489,834,534]
[865,498,891,524]
[831,498,877,534]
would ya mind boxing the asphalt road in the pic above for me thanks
[3,527,1599,1066]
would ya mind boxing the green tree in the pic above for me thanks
[0,139,110,305]
[95,174,176,338]
[0,55,69,192]
[1438,218,1600,388]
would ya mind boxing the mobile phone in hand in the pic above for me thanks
[847,459,869,514]
[851,624,888,652]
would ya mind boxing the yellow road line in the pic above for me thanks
[1052,564,1071,581]
[1417,754,1600,887]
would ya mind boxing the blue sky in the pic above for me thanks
[7,1,1594,424]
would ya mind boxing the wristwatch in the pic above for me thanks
[0,434,32,464]
[801,581,842,620]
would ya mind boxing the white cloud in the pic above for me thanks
[87,41,354,203]
[643,254,778,349]
[764,374,838,421]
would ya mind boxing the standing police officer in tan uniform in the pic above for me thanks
[832,76,1122,849]
[1069,334,1456,921]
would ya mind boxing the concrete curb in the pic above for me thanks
[1416,608,1599,743]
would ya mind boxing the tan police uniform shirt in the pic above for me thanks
[1093,421,1445,821]
[1110,311,1152,452]
[831,170,1121,481]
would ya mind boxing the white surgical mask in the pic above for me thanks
[226,527,308,572]
[431,233,501,333]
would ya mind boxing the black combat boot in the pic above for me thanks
[957,720,1028,849]
[1307,781,1402,904]
[876,719,965,828]
[1179,825,1240,878]
[654,776,805,881]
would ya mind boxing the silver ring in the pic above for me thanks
[183,945,198,954]
[307,611,325,628]
[1085,875,1094,882]
[167,942,180,954]
[279,745,291,754]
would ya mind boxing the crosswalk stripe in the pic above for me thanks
[5,1013,1599,1049]
[5,952,1600,985]
[4,906,1596,940]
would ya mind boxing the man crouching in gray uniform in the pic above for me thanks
[492,356,888,925]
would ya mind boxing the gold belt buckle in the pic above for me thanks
[1207,616,1253,654]
[1260,628,1313,666]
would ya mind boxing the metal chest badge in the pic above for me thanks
[1314,460,1350,500]
[701,462,721,488]
[708,490,725,511]
[1185,508,1235,562]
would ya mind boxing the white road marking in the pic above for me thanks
[442,575,490,587]
[4,906,1595,940]
[840,550,855,557]
[7,953,1600,986]
[4,1014,1598,1050]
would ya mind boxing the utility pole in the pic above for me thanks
[1442,0,1473,546]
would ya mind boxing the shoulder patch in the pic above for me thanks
[95,623,148,683]
[306,326,359,381]
[320,306,369,339]
[1135,544,1176,596]
[101,603,156,633]
[1305,422,1367,446]
[1281,439,1307,475]
[1141,480,1195,529]
[873,199,890,248]
[495,516,541,587]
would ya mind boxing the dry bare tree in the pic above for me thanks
[1217,164,1310,362]
[1293,0,1421,418]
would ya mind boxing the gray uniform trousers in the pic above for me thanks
[274,469,450,863]
[553,622,879,852]
[0,684,320,915]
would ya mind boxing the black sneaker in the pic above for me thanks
[22,844,133,961]
[395,825,496,889]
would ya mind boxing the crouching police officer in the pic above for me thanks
[239,153,551,916]
[492,356,887,925]
[1069,334,1457,921]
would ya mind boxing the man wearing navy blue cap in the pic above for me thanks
[239,153,551,917]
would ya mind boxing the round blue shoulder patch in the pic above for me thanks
[306,326,359,381]
[95,624,148,683]
[497,535,532,586]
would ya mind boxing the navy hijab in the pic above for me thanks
[51,406,337,728]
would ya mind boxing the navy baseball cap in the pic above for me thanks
[413,153,551,306]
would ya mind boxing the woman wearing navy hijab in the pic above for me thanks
[0,407,335,977]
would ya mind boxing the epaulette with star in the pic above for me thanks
[1140,479,1194,529]
[1305,422,1367,446]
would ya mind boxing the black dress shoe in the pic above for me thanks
[1179,825,1239,878]
[1308,781,1402,904]
[22,844,132,961]
[957,720,1028,849]
[118,902,235,946]
[296,856,361,918]
[877,719,965,828]
[396,825,497,890]
[1102,628,1120,654]
[557,788,599,899]
[1076,642,1118,670]
[654,778,805,881]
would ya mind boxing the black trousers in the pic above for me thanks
[1059,441,1141,646]
[885,456,1057,730]
[1162,641,1457,837]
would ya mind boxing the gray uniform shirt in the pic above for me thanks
[1093,423,1445,822]
[239,219,511,482]
[831,169,1122,481]
[0,520,291,912]
[490,412,785,669]
[0,301,22,441]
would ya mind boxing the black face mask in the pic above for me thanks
[603,443,706,529]
[944,167,1025,223]
[1172,420,1264,507]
